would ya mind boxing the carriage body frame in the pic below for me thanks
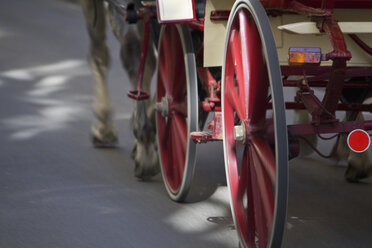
[120,0,372,247]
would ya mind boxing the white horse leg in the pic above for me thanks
[129,22,159,179]
[295,109,318,156]
[108,6,159,179]
[81,0,117,146]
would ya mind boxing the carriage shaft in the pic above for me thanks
[288,120,372,136]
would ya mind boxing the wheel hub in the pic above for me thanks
[234,121,267,143]
[234,122,246,143]
[155,96,169,118]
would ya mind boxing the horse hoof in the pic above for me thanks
[345,163,372,182]
[132,141,160,180]
[91,127,118,148]
[92,134,118,148]
[134,161,160,180]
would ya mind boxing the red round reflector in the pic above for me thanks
[347,129,371,153]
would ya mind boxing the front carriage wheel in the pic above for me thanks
[222,1,288,247]
[156,24,198,202]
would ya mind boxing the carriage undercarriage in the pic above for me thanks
[108,0,372,247]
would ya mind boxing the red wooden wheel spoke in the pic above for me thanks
[236,145,256,247]
[166,126,177,184]
[237,146,249,201]
[243,11,269,125]
[225,82,246,122]
[230,29,247,118]
[169,113,187,189]
[248,147,268,248]
[245,152,257,247]
[238,10,251,119]
[158,56,171,94]
[238,9,269,125]
[170,28,185,88]
[161,26,186,102]
[167,26,185,100]
[162,33,174,91]
[171,114,187,150]
[171,69,186,101]
[171,101,188,118]
[251,137,276,184]
[159,118,172,152]
[250,140,275,229]
[161,26,176,96]
[169,25,179,81]
[168,122,181,188]
[157,115,171,176]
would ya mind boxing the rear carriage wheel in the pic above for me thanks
[156,24,198,202]
[221,1,288,247]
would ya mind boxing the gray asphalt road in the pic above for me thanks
[1,1,372,248]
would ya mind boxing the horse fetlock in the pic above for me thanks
[132,121,155,144]
[131,101,156,143]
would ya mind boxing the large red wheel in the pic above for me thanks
[156,24,198,202]
[222,1,288,247]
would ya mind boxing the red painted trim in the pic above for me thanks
[188,21,204,31]
[210,10,230,21]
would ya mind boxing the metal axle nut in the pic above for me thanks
[234,124,246,142]
[155,97,169,118]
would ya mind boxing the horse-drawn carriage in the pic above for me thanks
[84,0,372,247]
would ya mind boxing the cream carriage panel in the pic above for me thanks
[203,0,235,67]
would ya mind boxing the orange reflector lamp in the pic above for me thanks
[289,47,321,65]
[347,129,371,153]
